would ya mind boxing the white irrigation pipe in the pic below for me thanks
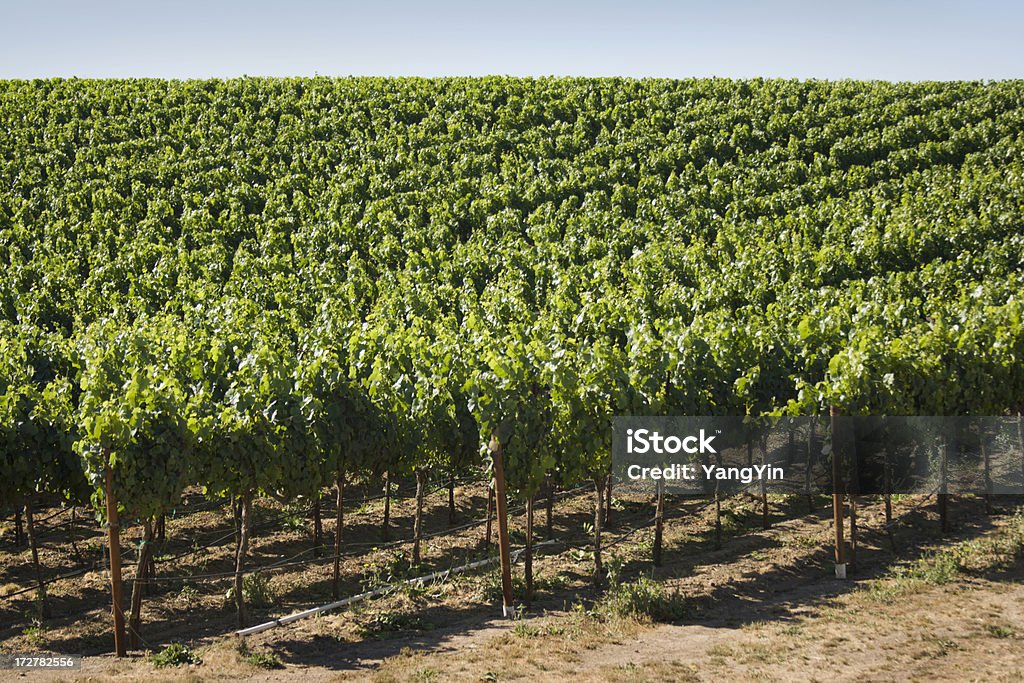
[235,539,558,636]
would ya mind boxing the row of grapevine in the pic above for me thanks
[2,77,1023,651]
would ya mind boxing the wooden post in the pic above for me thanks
[1018,412,1023,482]
[104,463,127,657]
[593,476,605,589]
[830,407,846,578]
[24,497,49,618]
[313,493,323,557]
[332,471,345,600]
[234,491,251,628]
[244,494,251,539]
[938,438,949,533]
[68,506,82,563]
[715,448,723,548]
[605,471,614,528]
[448,477,456,527]
[653,479,665,566]
[413,469,426,565]
[525,496,535,603]
[760,433,769,530]
[983,429,993,515]
[489,437,514,617]
[128,519,153,649]
[232,496,241,549]
[848,418,860,571]
[883,424,893,525]
[848,496,858,569]
[807,419,816,513]
[787,424,795,466]
[382,471,391,541]
[14,507,25,547]
[883,423,895,551]
[146,546,155,595]
[545,474,554,540]
[485,482,494,546]
[714,484,722,549]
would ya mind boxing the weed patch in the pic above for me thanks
[864,510,1024,601]
[597,576,688,623]
[152,642,202,668]
[237,641,284,669]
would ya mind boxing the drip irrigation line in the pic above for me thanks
[137,481,1024,642]
[0,477,918,607]
[0,546,136,601]
[234,539,562,637]
[119,482,597,585]
[2,480,591,594]
[1,568,92,600]
[550,495,722,554]
[0,479,711,600]
[322,471,489,507]
[858,471,987,534]
[157,471,490,552]
[126,516,491,584]
[28,505,74,526]
[155,527,242,565]
[117,599,159,655]
[21,472,532,581]
[70,472,490,567]
[880,486,944,530]
[0,479,703,599]
[151,509,295,568]
[0,502,329,599]
[153,495,326,566]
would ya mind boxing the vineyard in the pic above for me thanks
[1,77,1024,677]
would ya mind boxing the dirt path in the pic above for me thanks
[564,581,1024,682]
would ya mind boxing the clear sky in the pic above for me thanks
[2,0,1022,81]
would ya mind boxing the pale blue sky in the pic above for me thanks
[1,1,1022,80]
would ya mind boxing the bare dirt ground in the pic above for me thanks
[2,479,1023,682]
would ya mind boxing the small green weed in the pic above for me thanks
[356,610,431,638]
[932,637,960,656]
[224,573,276,609]
[237,641,284,669]
[985,624,1014,639]
[177,583,200,606]
[475,567,564,603]
[513,619,564,638]
[864,509,1024,601]
[597,576,687,623]
[361,550,412,592]
[605,554,624,588]
[569,548,593,564]
[475,568,521,603]
[21,620,48,647]
[152,642,201,668]
[781,533,820,550]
